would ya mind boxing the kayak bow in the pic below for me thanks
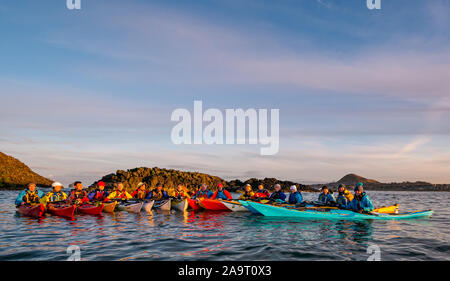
[17,204,46,218]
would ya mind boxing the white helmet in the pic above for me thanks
[290,185,297,191]
[52,182,63,188]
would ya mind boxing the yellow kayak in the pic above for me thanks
[373,204,399,214]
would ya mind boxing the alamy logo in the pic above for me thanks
[66,0,81,10]
[171,101,280,155]
[367,0,381,10]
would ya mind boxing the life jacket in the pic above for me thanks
[213,190,231,200]
[151,190,166,201]
[240,191,254,200]
[113,190,129,199]
[23,190,41,204]
[134,189,147,200]
[70,189,87,200]
[174,190,186,199]
[270,190,284,200]
[337,189,353,206]
[46,191,67,202]
[93,189,108,201]
[254,189,270,198]
[196,189,211,199]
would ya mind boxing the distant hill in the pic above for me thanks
[0,152,53,189]
[336,173,379,185]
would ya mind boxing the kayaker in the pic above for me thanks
[347,183,374,212]
[239,184,255,200]
[174,184,190,199]
[146,183,169,200]
[195,184,214,199]
[43,182,68,203]
[211,183,232,200]
[87,181,110,202]
[253,184,270,199]
[131,182,148,200]
[68,181,90,204]
[287,185,303,204]
[318,186,336,205]
[336,184,354,208]
[107,182,133,200]
[15,183,45,206]
[269,184,286,202]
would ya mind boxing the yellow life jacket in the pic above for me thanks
[45,191,68,202]
[23,190,40,204]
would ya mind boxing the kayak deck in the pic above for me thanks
[246,201,433,220]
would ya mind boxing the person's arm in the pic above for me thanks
[225,190,232,200]
[87,191,95,201]
[210,191,217,200]
[280,192,286,201]
[15,191,25,206]
[363,197,374,212]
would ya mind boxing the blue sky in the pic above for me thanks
[1,0,450,185]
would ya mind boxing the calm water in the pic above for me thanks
[0,190,449,261]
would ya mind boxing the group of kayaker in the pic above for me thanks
[15,180,374,213]
[317,183,374,212]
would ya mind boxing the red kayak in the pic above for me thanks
[47,203,76,218]
[17,204,45,218]
[198,198,230,211]
[77,203,104,215]
[187,198,201,211]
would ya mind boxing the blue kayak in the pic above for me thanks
[245,201,433,220]
[239,200,261,214]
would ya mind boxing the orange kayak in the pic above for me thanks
[198,198,230,211]
[187,198,201,210]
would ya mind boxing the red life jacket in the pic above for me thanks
[114,190,129,199]
[71,189,87,200]
[254,189,270,198]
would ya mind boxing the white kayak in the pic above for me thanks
[221,200,250,212]
[143,200,155,213]
[153,199,171,211]
[117,201,144,213]
[171,198,188,211]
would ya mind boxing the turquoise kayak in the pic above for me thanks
[239,200,261,214]
[245,201,433,220]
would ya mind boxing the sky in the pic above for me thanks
[1,0,450,185]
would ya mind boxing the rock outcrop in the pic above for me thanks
[0,152,52,189]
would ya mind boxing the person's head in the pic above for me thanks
[117,182,124,191]
[52,182,63,192]
[354,183,363,195]
[137,182,146,190]
[201,184,208,191]
[217,183,224,191]
[74,181,83,190]
[274,184,281,191]
[156,183,163,191]
[321,186,329,194]
[258,184,264,190]
[97,181,106,191]
[177,184,184,191]
[338,184,345,193]
[245,184,252,192]
[27,183,36,192]
[290,185,297,193]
